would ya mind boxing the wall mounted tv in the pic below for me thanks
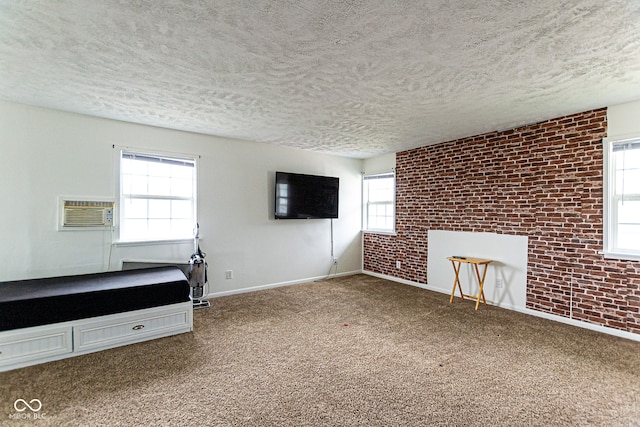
[274,172,339,219]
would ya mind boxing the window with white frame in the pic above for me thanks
[363,172,395,232]
[119,150,197,242]
[605,138,640,258]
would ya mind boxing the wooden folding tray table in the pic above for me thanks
[447,256,493,310]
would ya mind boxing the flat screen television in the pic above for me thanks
[274,172,339,219]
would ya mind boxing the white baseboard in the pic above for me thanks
[363,270,640,343]
[207,269,363,298]
[514,306,640,343]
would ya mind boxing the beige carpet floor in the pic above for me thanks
[1,274,639,426]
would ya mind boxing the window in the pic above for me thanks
[363,172,395,232]
[119,150,197,242]
[604,138,640,259]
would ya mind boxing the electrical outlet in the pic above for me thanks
[396,261,401,269]
[225,270,233,280]
[496,278,504,288]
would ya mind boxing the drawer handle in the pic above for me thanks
[132,324,145,331]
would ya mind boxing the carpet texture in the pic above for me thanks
[1,274,639,426]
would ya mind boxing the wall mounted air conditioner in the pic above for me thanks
[58,198,115,230]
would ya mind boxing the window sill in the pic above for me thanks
[363,230,397,236]
[600,251,640,262]
[113,238,195,247]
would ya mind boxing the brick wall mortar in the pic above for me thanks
[364,108,640,334]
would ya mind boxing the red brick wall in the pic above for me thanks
[364,108,640,334]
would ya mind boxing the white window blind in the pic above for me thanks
[119,151,197,242]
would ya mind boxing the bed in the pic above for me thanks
[0,266,193,371]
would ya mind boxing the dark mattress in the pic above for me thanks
[0,267,190,331]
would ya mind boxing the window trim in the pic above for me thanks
[115,147,198,244]
[602,137,640,261]
[362,171,396,234]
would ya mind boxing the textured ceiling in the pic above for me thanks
[1,1,640,158]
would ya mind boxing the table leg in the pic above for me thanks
[449,260,463,303]
[473,263,489,310]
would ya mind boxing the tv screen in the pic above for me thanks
[275,172,339,219]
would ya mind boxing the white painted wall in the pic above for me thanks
[607,99,640,141]
[362,152,395,175]
[0,101,363,295]
[427,230,528,310]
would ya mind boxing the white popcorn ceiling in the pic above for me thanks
[1,1,640,158]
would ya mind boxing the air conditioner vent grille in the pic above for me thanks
[61,199,114,228]
[64,200,114,208]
